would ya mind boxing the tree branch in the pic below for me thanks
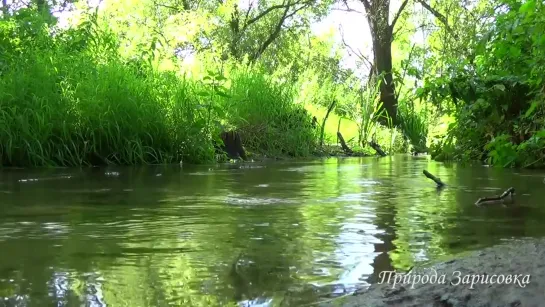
[243,0,312,31]
[339,24,373,67]
[390,0,409,30]
[251,5,291,62]
[335,0,365,14]
[417,0,458,38]
[153,0,187,11]
[393,22,436,40]
[249,0,312,62]
[242,0,254,25]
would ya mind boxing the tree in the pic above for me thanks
[356,0,409,125]
[226,0,330,63]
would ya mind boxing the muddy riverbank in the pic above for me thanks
[320,237,545,307]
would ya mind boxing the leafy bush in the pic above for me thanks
[420,0,545,167]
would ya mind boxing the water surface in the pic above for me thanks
[1,155,545,306]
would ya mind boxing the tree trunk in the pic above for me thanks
[373,34,397,125]
[368,13,397,125]
[319,100,337,147]
[360,0,410,126]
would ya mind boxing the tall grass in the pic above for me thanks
[0,47,211,166]
[0,12,318,166]
[354,78,386,147]
[397,98,429,153]
[226,67,318,157]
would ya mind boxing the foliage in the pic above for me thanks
[0,6,326,167]
[223,66,318,157]
[7,0,545,169]
[416,0,545,168]
[397,97,429,153]
[352,77,386,147]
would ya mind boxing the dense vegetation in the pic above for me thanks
[0,0,543,168]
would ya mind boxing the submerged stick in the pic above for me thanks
[475,187,516,206]
[499,187,515,199]
[423,170,445,187]
[368,141,387,157]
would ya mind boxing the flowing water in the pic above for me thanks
[1,155,545,307]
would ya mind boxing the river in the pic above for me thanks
[1,155,544,306]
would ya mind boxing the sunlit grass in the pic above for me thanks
[304,104,359,144]
[0,13,412,167]
[0,15,321,166]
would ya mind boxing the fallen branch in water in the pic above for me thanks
[475,187,516,206]
[368,141,387,157]
[423,170,445,187]
[337,132,353,155]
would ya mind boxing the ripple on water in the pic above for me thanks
[224,195,298,206]
[1,158,544,307]
[322,192,377,203]
[353,179,381,186]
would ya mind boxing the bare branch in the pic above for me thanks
[331,7,365,14]
[242,1,254,25]
[251,5,291,62]
[333,1,365,14]
[339,24,373,67]
[243,0,312,31]
[417,0,458,38]
[390,0,409,30]
[395,43,416,99]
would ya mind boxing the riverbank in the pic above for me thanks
[320,237,545,307]
[241,145,371,163]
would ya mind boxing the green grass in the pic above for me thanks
[304,103,360,144]
[0,12,409,167]
[304,103,407,155]
[0,14,322,167]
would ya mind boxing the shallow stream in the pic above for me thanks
[1,155,544,306]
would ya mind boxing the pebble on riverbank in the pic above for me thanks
[320,238,545,307]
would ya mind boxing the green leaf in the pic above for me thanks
[508,46,521,57]
[216,85,229,93]
[212,104,224,116]
[196,91,210,97]
[524,101,539,117]
[215,91,231,98]
[493,84,506,91]
[519,0,535,13]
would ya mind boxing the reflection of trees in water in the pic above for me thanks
[5,160,544,306]
[219,163,311,304]
[0,165,224,306]
[220,159,370,305]
[366,157,398,284]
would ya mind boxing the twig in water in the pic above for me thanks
[368,141,387,157]
[475,187,516,206]
[423,170,445,188]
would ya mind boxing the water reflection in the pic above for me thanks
[0,156,545,306]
